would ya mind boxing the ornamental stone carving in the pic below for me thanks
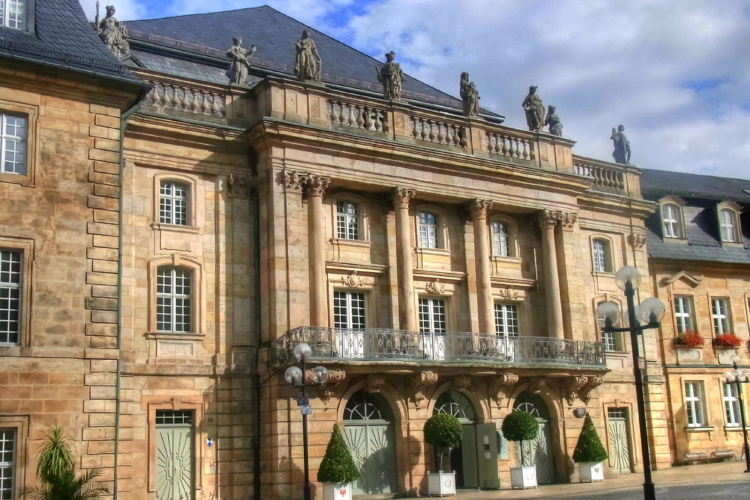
[522,85,545,132]
[424,279,446,295]
[558,211,578,230]
[452,375,472,392]
[97,5,130,58]
[545,105,563,136]
[491,373,519,406]
[579,375,604,404]
[611,124,631,165]
[627,232,647,248]
[366,374,386,393]
[392,187,415,211]
[303,174,330,198]
[411,371,438,408]
[320,369,346,403]
[565,375,589,405]
[377,51,405,100]
[470,199,493,220]
[279,170,305,191]
[294,30,322,82]
[460,72,480,117]
[528,378,546,395]
[226,36,257,85]
[537,209,577,229]
[341,271,366,288]
[497,288,519,300]
[227,174,252,198]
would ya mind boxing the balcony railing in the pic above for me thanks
[270,327,606,370]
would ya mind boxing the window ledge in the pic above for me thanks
[0,171,34,187]
[416,247,451,257]
[604,350,630,356]
[685,426,715,432]
[330,238,372,248]
[721,241,743,248]
[490,256,521,264]
[150,223,201,234]
[146,332,204,341]
[663,237,688,243]
[593,271,616,277]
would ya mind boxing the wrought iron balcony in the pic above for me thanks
[269,327,606,370]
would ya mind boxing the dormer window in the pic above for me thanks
[718,207,740,243]
[1,0,26,30]
[661,203,683,239]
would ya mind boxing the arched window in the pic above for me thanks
[592,238,613,273]
[661,203,682,238]
[344,391,393,422]
[434,391,476,422]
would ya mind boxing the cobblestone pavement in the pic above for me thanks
[540,482,748,499]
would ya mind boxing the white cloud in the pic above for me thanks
[80,0,750,179]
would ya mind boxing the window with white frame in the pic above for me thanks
[684,381,706,427]
[419,298,446,333]
[719,209,738,243]
[661,203,682,238]
[673,296,694,334]
[333,291,365,330]
[1,113,27,175]
[494,303,518,338]
[418,212,438,249]
[0,428,15,500]
[0,0,26,30]
[723,383,741,427]
[592,238,612,273]
[156,266,192,333]
[336,201,359,240]
[159,181,189,226]
[0,250,21,345]
[601,330,621,352]
[711,297,731,335]
[491,221,509,257]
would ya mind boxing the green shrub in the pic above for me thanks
[317,424,360,484]
[501,410,539,467]
[424,413,463,472]
[572,414,609,463]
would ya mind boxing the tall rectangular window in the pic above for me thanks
[491,221,509,257]
[418,212,438,249]
[723,383,741,427]
[0,250,21,345]
[419,298,446,333]
[601,331,618,352]
[0,0,26,30]
[159,181,188,226]
[0,428,15,500]
[719,209,736,242]
[333,291,365,330]
[711,297,731,335]
[494,303,518,338]
[673,296,694,334]
[662,204,681,238]
[592,240,606,272]
[684,382,705,427]
[336,201,359,240]
[156,266,192,333]
[0,113,27,175]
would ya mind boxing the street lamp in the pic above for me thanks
[595,266,665,500]
[284,343,330,500]
[721,355,750,473]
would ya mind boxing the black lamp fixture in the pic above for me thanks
[722,355,750,473]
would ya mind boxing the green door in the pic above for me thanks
[459,425,478,488]
[513,392,556,484]
[475,422,500,489]
[156,411,194,500]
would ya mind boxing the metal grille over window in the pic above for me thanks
[491,221,509,257]
[156,266,192,332]
[0,0,26,30]
[494,303,518,338]
[155,410,193,425]
[336,201,359,240]
[0,113,27,174]
[160,181,188,226]
[0,250,21,344]
[418,212,438,249]
[0,429,15,500]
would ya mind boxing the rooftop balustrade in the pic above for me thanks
[270,326,606,371]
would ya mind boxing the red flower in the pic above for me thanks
[675,331,704,348]
[714,333,742,348]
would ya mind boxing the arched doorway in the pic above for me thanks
[433,391,499,489]
[343,391,397,495]
[512,391,555,484]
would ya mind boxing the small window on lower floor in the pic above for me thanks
[723,383,742,427]
[0,428,16,500]
[601,330,623,352]
[685,381,706,427]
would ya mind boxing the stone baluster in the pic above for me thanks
[191,90,202,114]
[201,91,211,115]
[211,93,222,116]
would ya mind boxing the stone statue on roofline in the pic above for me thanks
[544,105,563,136]
[294,30,322,82]
[522,85,545,132]
[460,72,480,117]
[226,36,257,85]
[97,4,130,58]
[611,124,631,164]
[377,51,405,100]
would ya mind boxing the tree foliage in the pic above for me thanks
[501,410,538,443]
[21,426,109,500]
[424,413,463,472]
[572,414,609,463]
[317,424,360,484]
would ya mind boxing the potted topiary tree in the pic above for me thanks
[572,414,609,482]
[501,410,539,490]
[423,412,462,496]
[317,424,360,500]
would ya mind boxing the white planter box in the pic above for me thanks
[510,466,537,489]
[427,471,456,497]
[322,482,352,500]
[578,461,604,483]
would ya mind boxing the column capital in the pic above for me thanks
[470,198,493,221]
[537,209,559,229]
[627,232,647,248]
[279,169,305,192]
[558,211,578,230]
[392,187,415,210]
[303,174,331,197]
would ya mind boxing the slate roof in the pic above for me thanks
[641,169,750,264]
[125,5,498,116]
[0,0,141,85]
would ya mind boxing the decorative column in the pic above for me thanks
[304,174,330,327]
[393,188,416,332]
[471,199,494,334]
[538,209,564,339]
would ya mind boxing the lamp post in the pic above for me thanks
[722,355,750,472]
[596,266,665,500]
[284,343,329,500]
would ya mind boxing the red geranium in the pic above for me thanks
[675,331,704,348]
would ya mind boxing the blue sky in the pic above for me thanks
[81,0,750,180]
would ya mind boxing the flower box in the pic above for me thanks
[426,471,456,496]
[674,331,704,349]
[510,466,538,489]
[713,334,742,348]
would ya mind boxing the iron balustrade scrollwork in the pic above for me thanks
[270,327,606,369]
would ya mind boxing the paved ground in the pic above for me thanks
[359,462,750,499]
